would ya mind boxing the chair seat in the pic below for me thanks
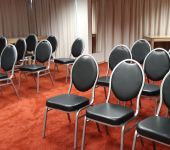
[54,58,75,64]
[46,94,89,112]
[137,116,170,145]
[86,103,134,125]
[0,73,8,79]
[142,83,160,96]
[19,64,46,72]
[97,76,110,87]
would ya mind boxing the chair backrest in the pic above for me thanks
[107,59,144,103]
[47,35,57,54]
[131,39,151,64]
[15,38,27,61]
[143,48,170,81]
[0,45,17,73]
[108,45,132,71]
[0,37,7,55]
[158,71,170,116]
[70,55,99,92]
[71,38,84,58]
[35,40,52,64]
[26,34,38,52]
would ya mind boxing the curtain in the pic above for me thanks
[0,0,76,57]
[94,0,170,57]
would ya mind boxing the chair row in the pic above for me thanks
[42,54,170,150]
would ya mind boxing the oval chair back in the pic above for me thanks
[71,38,84,58]
[26,34,38,53]
[34,40,52,67]
[15,39,27,62]
[131,39,151,64]
[107,59,144,103]
[0,37,7,55]
[1,45,17,77]
[143,48,170,81]
[70,55,99,93]
[108,45,132,71]
[47,35,58,54]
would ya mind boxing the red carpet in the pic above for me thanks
[0,63,169,150]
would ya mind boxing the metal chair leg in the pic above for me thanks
[120,125,125,150]
[132,130,138,150]
[104,87,107,99]
[66,64,69,83]
[105,126,109,135]
[96,123,101,133]
[42,107,48,138]
[152,142,156,150]
[37,72,40,93]
[67,113,71,123]
[49,70,54,85]
[81,116,87,150]
[74,110,81,150]
[11,79,19,98]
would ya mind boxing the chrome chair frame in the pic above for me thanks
[19,40,54,93]
[132,70,170,150]
[81,59,145,150]
[42,54,99,150]
[0,44,19,98]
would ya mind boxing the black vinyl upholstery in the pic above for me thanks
[0,73,7,79]
[15,39,26,61]
[47,35,57,53]
[47,94,89,112]
[54,58,75,64]
[109,45,131,70]
[142,83,160,96]
[137,116,170,145]
[111,61,143,101]
[97,76,110,87]
[71,38,83,57]
[35,40,52,63]
[26,34,37,52]
[86,103,134,125]
[131,39,151,64]
[144,50,170,81]
[0,37,7,55]
[163,73,170,109]
[72,55,98,92]
[19,65,46,72]
[1,45,17,72]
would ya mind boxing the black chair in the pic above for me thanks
[54,38,84,83]
[19,40,53,93]
[132,70,170,150]
[0,37,7,55]
[42,55,99,150]
[142,48,170,113]
[15,38,27,68]
[81,59,145,150]
[26,34,38,54]
[97,45,132,98]
[0,44,19,97]
[131,39,151,64]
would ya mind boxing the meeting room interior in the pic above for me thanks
[1,0,170,150]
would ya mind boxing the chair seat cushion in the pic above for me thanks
[137,116,170,145]
[86,103,134,125]
[97,76,110,87]
[142,83,160,96]
[46,94,89,112]
[19,64,46,72]
[0,73,8,79]
[54,58,75,64]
